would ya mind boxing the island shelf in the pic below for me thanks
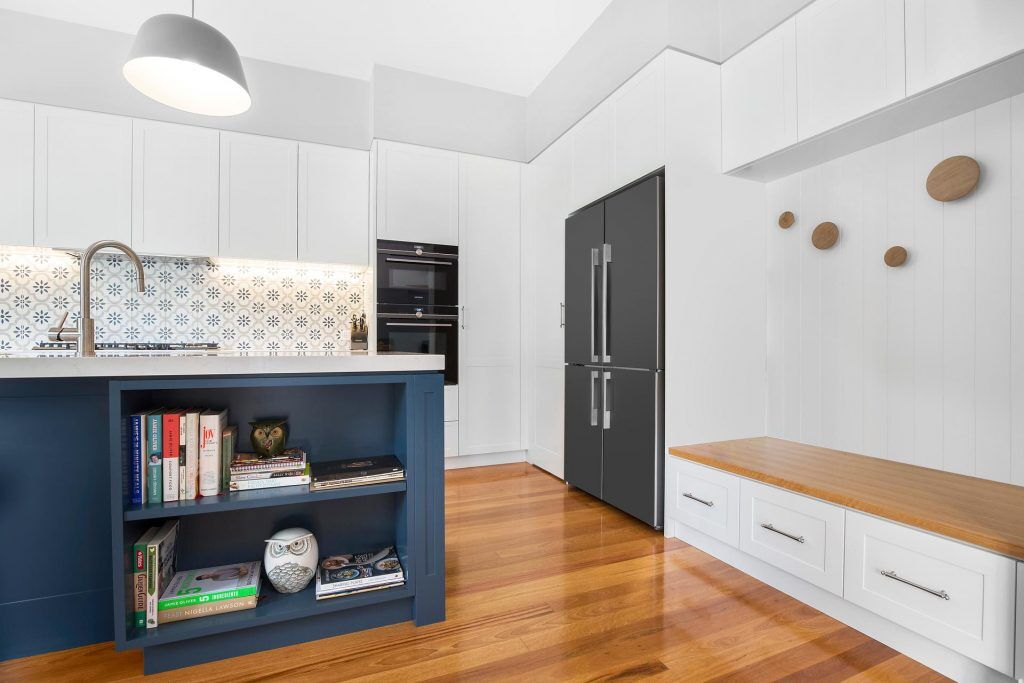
[107,371,444,674]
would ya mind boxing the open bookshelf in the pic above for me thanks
[108,372,444,674]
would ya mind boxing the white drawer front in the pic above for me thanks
[740,480,845,595]
[844,511,1015,675]
[666,459,740,547]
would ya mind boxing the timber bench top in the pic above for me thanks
[669,437,1024,561]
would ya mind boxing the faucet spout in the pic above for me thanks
[77,240,146,357]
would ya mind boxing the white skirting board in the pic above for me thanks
[443,450,526,470]
[665,519,1014,683]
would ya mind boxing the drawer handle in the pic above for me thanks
[760,523,805,544]
[683,492,714,507]
[880,570,950,601]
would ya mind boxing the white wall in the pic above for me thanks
[664,50,767,447]
[0,9,371,149]
[717,0,814,59]
[766,95,1024,485]
[372,65,526,161]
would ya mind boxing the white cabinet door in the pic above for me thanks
[298,143,369,265]
[612,57,665,187]
[459,155,521,456]
[376,141,459,246]
[906,0,1024,95]
[570,101,614,209]
[796,0,905,140]
[34,106,132,249]
[0,99,34,247]
[132,120,219,258]
[219,132,298,261]
[721,19,797,171]
[523,135,570,478]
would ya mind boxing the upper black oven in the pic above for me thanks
[377,240,458,308]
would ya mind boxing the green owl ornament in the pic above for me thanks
[250,418,288,458]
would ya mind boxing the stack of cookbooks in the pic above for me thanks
[157,561,262,623]
[315,546,405,601]
[228,448,310,491]
[309,454,405,492]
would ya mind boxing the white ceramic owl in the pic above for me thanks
[263,527,318,594]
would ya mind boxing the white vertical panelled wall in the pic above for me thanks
[766,94,1024,485]
[664,50,767,447]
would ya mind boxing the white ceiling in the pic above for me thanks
[0,0,614,96]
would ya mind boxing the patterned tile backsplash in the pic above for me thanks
[0,246,369,353]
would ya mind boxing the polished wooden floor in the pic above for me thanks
[2,463,947,682]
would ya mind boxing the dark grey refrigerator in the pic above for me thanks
[564,173,664,528]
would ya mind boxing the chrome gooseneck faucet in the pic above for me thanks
[49,240,147,357]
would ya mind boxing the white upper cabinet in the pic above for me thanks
[459,154,522,456]
[131,120,219,258]
[0,99,34,247]
[906,0,1024,95]
[376,140,459,246]
[721,18,798,171]
[571,101,614,210]
[612,57,665,188]
[298,143,369,265]
[34,105,132,249]
[796,0,905,140]
[219,132,298,261]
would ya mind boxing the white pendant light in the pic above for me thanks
[124,1,250,116]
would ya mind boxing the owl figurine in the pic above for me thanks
[250,418,288,458]
[264,527,318,593]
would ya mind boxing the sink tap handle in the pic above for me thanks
[47,311,78,342]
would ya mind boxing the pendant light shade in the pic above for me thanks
[124,14,250,116]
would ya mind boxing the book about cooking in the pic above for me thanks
[310,455,404,491]
[315,546,404,599]
[229,465,311,491]
[145,519,179,628]
[230,448,307,473]
[199,409,227,496]
[145,411,163,504]
[162,410,185,502]
[132,526,158,629]
[158,561,261,624]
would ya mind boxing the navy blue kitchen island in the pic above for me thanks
[0,353,445,673]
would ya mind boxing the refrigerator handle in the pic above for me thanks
[602,371,612,430]
[590,248,599,362]
[601,243,612,363]
[589,370,599,426]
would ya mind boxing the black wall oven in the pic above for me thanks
[376,240,459,385]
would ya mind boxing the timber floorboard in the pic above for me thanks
[0,463,947,682]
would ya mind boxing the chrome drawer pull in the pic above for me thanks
[683,492,714,507]
[880,570,950,600]
[760,523,805,544]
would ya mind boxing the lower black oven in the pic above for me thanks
[376,304,458,385]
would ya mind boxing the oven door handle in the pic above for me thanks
[384,257,454,266]
[384,322,454,328]
[379,248,458,259]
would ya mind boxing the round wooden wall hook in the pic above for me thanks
[811,222,839,250]
[884,245,908,268]
[926,155,980,202]
[778,211,795,229]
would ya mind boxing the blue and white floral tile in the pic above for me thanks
[0,247,368,353]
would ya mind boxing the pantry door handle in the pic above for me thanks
[683,492,714,507]
[880,570,950,600]
[760,523,805,544]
